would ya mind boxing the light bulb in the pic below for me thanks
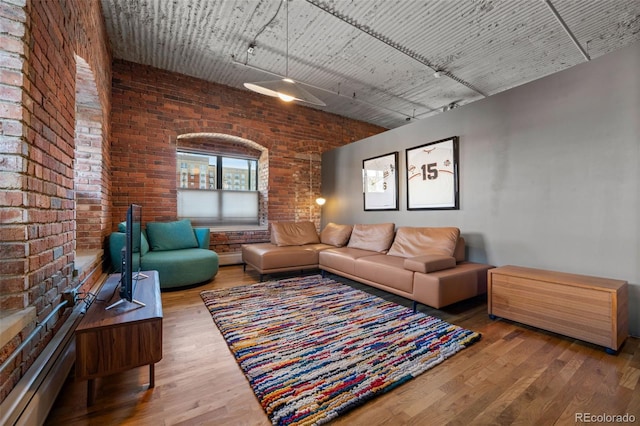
[278,92,295,102]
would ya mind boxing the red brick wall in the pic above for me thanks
[111,61,385,251]
[0,0,111,402]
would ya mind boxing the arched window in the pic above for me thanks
[176,133,268,227]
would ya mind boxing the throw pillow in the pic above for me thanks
[387,227,460,258]
[320,223,353,247]
[146,219,199,251]
[347,223,395,253]
[140,231,150,256]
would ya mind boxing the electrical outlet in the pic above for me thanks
[62,289,77,307]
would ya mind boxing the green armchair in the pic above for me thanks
[109,219,219,289]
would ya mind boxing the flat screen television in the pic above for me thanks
[106,204,146,310]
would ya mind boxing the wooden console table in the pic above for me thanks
[488,265,628,354]
[75,270,163,405]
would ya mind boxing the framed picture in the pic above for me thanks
[406,137,459,210]
[362,152,399,211]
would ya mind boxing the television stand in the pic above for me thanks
[75,270,163,406]
[105,272,149,310]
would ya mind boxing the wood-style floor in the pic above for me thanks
[46,265,640,425]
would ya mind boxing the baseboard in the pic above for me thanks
[218,252,243,266]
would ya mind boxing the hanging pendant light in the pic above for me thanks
[243,0,326,106]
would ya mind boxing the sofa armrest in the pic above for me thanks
[404,254,456,273]
[194,228,211,249]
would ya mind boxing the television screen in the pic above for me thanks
[120,204,142,302]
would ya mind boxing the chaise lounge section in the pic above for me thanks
[242,222,493,309]
[242,221,340,281]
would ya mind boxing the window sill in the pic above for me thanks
[208,225,268,232]
[74,249,103,275]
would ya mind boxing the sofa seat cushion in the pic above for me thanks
[354,255,414,293]
[305,243,336,253]
[387,226,460,258]
[318,247,380,275]
[271,221,320,246]
[242,243,321,270]
[140,248,218,289]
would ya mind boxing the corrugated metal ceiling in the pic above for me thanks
[100,0,640,128]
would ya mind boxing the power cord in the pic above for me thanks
[242,0,285,62]
[76,292,98,311]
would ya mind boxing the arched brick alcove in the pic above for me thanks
[74,56,105,251]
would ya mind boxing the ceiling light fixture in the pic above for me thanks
[244,0,326,106]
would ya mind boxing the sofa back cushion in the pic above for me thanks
[139,230,151,256]
[454,236,466,262]
[146,219,199,251]
[347,223,395,253]
[387,227,460,258]
[320,223,353,247]
[271,221,320,246]
[118,221,150,255]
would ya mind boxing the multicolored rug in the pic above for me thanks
[200,275,480,425]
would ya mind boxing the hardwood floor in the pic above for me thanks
[46,265,640,425]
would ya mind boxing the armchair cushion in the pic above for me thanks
[146,219,198,251]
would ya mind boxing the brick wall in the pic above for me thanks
[0,0,111,402]
[111,60,385,253]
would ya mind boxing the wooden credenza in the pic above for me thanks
[75,270,163,405]
[488,265,628,353]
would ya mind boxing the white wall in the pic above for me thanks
[321,41,640,337]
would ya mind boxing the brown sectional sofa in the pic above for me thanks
[242,221,493,309]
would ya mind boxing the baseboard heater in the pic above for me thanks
[0,268,107,425]
[0,304,83,426]
[218,252,243,266]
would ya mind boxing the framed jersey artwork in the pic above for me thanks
[406,137,459,210]
[362,151,399,211]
